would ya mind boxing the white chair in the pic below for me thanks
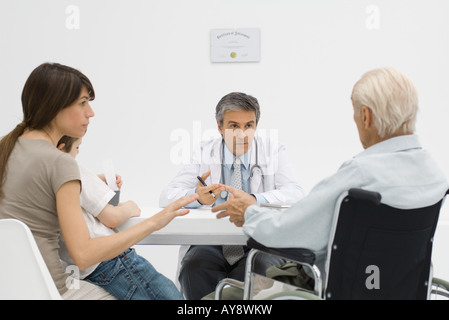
[0,219,62,299]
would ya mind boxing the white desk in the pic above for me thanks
[117,207,247,245]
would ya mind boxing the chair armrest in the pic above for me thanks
[433,277,449,289]
[214,278,244,300]
[348,188,381,205]
[247,237,316,265]
[431,277,449,299]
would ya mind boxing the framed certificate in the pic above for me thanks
[210,28,261,63]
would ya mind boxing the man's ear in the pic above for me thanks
[361,106,373,129]
[57,143,65,151]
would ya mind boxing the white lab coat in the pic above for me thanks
[160,134,305,291]
[159,134,304,207]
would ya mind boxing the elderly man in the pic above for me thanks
[160,92,304,299]
[213,68,449,281]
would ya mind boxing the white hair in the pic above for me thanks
[351,67,419,139]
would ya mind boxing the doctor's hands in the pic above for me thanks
[195,170,226,205]
[212,186,257,227]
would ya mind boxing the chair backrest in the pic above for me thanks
[325,188,446,300]
[0,219,61,300]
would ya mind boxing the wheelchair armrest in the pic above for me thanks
[214,278,244,300]
[431,277,449,299]
[247,237,316,265]
[433,277,449,290]
[347,188,382,205]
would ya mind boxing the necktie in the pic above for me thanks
[222,157,245,265]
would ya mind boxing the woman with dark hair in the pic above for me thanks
[0,63,197,299]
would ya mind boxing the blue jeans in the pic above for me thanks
[85,248,183,300]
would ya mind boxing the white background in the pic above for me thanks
[1,0,449,285]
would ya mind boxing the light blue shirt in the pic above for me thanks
[243,135,449,276]
[185,144,268,208]
[221,142,252,195]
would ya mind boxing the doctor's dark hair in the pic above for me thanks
[215,92,260,126]
[0,62,94,200]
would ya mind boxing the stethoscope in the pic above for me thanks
[218,137,265,199]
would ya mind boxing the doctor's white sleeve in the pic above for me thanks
[159,162,201,207]
[258,143,305,204]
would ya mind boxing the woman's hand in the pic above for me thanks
[149,193,199,231]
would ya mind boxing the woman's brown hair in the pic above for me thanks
[0,63,94,200]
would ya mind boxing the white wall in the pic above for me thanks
[1,0,449,284]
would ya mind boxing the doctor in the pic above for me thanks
[160,92,304,299]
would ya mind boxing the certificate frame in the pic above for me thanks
[210,28,261,63]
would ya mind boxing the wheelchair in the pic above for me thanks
[214,188,449,300]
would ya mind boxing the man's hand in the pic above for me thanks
[212,186,257,227]
[195,170,225,205]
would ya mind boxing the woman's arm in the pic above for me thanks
[57,180,198,270]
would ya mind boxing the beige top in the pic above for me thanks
[0,137,80,295]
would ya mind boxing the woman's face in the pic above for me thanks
[53,87,94,138]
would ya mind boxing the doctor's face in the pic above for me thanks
[218,110,257,157]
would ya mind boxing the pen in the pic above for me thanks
[197,176,216,198]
